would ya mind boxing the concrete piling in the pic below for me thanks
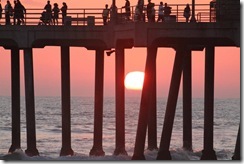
[132,46,157,160]
[90,49,105,156]
[24,48,39,156]
[157,47,185,160]
[114,46,127,156]
[147,47,158,151]
[200,46,217,160]
[8,48,21,153]
[182,50,192,151]
[232,125,240,160]
[60,46,74,156]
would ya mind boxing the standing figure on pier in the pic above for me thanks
[137,0,144,21]
[122,0,131,21]
[134,5,140,21]
[183,4,191,22]
[146,0,154,22]
[163,3,171,21]
[52,3,60,25]
[157,1,164,22]
[102,4,110,25]
[18,0,26,25]
[151,3,155,22]
[13,0,26,25]
[44,0,52,25]
[13,0,17,24]
[0,1,3,24]
[61,2,67,25]
[4,0,13,25]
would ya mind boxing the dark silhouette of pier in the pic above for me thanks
[1,0,240,160]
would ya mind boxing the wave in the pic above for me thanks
[1,149,130,161]
[1,148,234,161]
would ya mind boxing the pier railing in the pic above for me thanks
[0,4,218,26]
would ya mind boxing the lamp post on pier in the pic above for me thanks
[113,0,116,7]
[190,0,196,22]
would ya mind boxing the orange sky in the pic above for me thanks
[0,0,241,98]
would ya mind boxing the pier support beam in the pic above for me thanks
[157,47,185,160]
[60,46,74,156]
[147,47,158,151]
[232,125,240,160]
[114,46,127,156]
[24,48,39,156]
[201,46,217,160]
[90,49,105,156]
[132,46,157,160]
[182,50,192,151]
[9,48,21,153]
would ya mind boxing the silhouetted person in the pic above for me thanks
[157,1,164,22]
[164,3,171,21]
[122,0,131,20]
[0,2,2,24]
[5,0,13,25]
[210,0,216,22]
[151,3,155,22]
[44,0,52,25]
[13,0,17,24]
[18,0,26,25]
[134,5,140,21]
[109,3,117,21]
[14,0,26,25]
[183,3,191,22]
[52,3,60,25]
[61,2,67,25]
[39,11,46,25]
[137,0,144,21]
[102,4,110,25]
[146,0,154,22]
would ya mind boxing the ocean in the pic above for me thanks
[0,96,240,161]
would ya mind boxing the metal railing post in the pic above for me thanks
[83,9,86,26]
[176,5,178,22]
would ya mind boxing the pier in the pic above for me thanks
[1,0,240,160]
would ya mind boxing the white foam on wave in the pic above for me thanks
[0,148,234,161]
[1,149,131,161]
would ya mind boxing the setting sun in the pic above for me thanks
[124,71,145,90]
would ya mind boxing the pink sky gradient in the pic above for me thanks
[0,0,240,98]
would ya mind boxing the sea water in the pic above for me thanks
[0,96,240,160]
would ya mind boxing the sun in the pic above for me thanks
[124,71,145,90]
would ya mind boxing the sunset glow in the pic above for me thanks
[0,0,240,161]
[0,0,240,98]
[125,71,144,90]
